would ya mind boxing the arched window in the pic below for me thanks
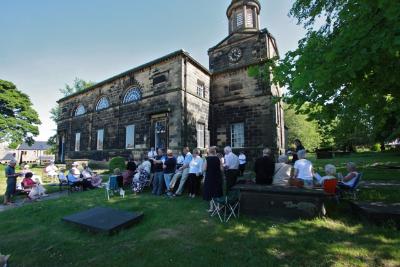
[74,104,86,116]
[123,87,142,104]
[96,97,110,111]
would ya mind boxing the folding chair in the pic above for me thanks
[105,175,125,200]
[340,172,363,200]
[211,189,241,223]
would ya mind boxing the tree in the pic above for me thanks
[0,80,41,146]
[48,78,95,153]
[273,0,400,146]
[284,104,321,151]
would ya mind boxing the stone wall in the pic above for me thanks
[57,52,211,161]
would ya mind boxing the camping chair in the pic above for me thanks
[340,172,363,200]
[58,174,69,192]
[105,175,125,200]
[211,189,241,223]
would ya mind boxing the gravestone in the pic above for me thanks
[233,184,330,220]
[350,201,400,229]
[62,207,143,234]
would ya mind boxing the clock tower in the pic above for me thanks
[208,0,285,157]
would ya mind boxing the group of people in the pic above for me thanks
[61,162,103,190]
[3,160,49,205]
[253,139,360,190]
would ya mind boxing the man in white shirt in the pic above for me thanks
[147,147,157,159]
[170,147,192,196]
[238,151,246,176]
[224,146,240,193]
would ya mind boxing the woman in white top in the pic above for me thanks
[338,162,359,189]
[187,149,203,198]
[292,150,314,188]
[315,164,337,186]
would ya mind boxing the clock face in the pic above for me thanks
[228,47,243,63]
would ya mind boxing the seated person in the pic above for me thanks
[314,164,337,186]
[132,157,152,193]
[45,160,59,181]
[254,148,275,185]
[272,155,292,186]
[338,162,359,189]
[291,150,314,188]
[58,169,67,182]
[122,160,137,186]
[67,162,93,190]
[22,172,48,199]
[81,163,102,188]
[22,164,44,184]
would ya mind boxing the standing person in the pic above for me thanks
[151,149,165,196]
[238,151,247,176]
[254,148,275,185]
[147,147,157,159]
[3,159,21,205]
[163,150,177,196]
[203,146,223,212]
[172,147,192,196]
[187,149,203,198]
[291,150,314,188]
[292,139,305,163]
[224,146,240,193]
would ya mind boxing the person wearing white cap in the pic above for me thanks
[3,159,22,205]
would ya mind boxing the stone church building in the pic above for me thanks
[57,0,285,162]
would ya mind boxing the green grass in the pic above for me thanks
[1,190,400,267]
[0,152,400,266]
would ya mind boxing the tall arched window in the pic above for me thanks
[123,87,142,104]
[96,97,110,111]
[74,104,86,116]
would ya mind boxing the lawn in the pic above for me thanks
[0,152,399,267]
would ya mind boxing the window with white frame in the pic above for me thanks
[196,81,205,98]
[231,123,244,148]
[96,97,110,111]
[246,8,254,27]
[125,125,135,149]
[74,104,86,116]
[236,11,244,27]
[196,123,205,148]
[75,133,81,152]
[97,129,104,151]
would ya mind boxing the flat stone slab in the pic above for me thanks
[351,201,400,228]
[233,184,330,220]
[62,207,143,234]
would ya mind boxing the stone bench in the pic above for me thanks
[350,201,400,229]
[233,184,332,220]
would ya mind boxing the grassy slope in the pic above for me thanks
[1,190,400,267]
[0,152,399,267]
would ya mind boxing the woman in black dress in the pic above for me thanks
[203,146,224,212]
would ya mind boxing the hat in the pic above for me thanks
[72,162,79,166]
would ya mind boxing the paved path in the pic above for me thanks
[0,191,68,213]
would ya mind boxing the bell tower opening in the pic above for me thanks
[227,0,261,34]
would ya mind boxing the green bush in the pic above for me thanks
[371,143,381,152]
[109,157,126,172]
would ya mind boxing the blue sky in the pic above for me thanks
[0,0,306,141]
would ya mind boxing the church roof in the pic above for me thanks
[58,50,210,103]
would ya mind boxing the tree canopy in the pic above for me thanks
[50,78,95,123]
[0,80,41,146]
[273,0,400,147]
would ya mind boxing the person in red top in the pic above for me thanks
[22,172,47,200]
